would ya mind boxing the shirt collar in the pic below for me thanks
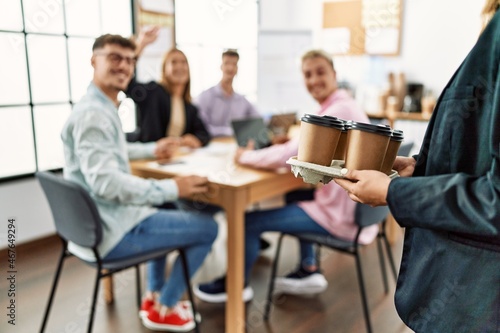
[87,81,118,111]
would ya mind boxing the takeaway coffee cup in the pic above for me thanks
[332,120,348,161]
[344,121,392,171]
[380,129,404,175]
[297,114,344,166]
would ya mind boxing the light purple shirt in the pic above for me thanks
[195,83,260,137]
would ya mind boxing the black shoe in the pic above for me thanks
[194,276,254,303]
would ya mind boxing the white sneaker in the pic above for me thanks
[274,269,328,295]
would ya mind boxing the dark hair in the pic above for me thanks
[222,49,239,60]
[92,34,136,52]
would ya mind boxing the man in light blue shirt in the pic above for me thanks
[61,34,217,332]
[196,49,261,137]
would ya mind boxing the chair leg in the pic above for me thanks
[39,248,68,333]
[315,244,322,271]
[264,234,285,321]
[87,269,102,333]
[179,250,200,333]
[380,226,398,281]
[376,235,389,293]
[354,253,373,333]
[135,265,142,309]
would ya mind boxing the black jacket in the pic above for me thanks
[387,11,500,333]
[125,79,211,146]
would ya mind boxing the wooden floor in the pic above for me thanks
[1,233,414,333]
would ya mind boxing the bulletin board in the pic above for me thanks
[322,0,402,56]
[133,0,175,82]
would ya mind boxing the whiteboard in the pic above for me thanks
[257,31,317,116]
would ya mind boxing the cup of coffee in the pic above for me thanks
[344,121,392,171]
[297,114,344,166]
[380,129,404,175]
[332,119,348,161]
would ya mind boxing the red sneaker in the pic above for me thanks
[139,299,155,318]
[142,306,195,332]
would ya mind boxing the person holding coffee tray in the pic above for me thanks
[335,2,500,332]
[193,49,379,301]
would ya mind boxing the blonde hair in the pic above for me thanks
[481,0,500,30]
[301,49,335,71]
[159,48,192,103]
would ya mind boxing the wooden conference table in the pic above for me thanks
[128,139,305,333]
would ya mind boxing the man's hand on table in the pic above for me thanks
[234,140,255,163]
[174,175,209,198]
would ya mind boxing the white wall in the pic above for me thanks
[0,177,55,248]
[0,0,487,248]
[260,0,484,98]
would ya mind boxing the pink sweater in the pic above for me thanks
[239,90,378,244]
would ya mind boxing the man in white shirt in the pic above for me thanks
[61,34,217,332]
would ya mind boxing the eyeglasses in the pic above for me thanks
[94,52,137,66]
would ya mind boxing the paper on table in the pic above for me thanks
[147,141,263,185]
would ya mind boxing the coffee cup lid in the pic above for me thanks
[347,121,393,136]
[301,114,344,130]
[391,129,404,141]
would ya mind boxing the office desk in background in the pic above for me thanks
[128,139,305,333]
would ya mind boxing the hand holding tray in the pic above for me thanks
[286,156,399,185]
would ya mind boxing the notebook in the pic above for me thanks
[231,117,272,150]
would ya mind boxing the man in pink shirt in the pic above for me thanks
[194,50,378,302]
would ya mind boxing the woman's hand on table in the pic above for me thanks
[180,134,202,149]
[334,169,391,206]
[174,175,209,198]
[155,137,181,159]
[234,140,255,163]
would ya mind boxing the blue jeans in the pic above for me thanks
[104,209,218,307]
[244,204,329,281]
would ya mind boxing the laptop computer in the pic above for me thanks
[268,112,297,135]
[231,117,272,150]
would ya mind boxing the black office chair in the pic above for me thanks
[263,203,397,333]
[36,171,199,333]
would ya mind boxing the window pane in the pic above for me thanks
[0,32,30,105]
[101,0,133,36]
[27,35,69,103]
[65,0,101,36]
[0,0,23,31]
[33,104,71,171]
[0,106,36,178]
[68,37,94,102]
[23,0,65,34]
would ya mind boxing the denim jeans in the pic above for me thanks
[104,209,218,307]
[244,203,329,281]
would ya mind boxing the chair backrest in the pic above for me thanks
[36,172,102,248]
[354,203,390,228]
[398,141,414,157]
